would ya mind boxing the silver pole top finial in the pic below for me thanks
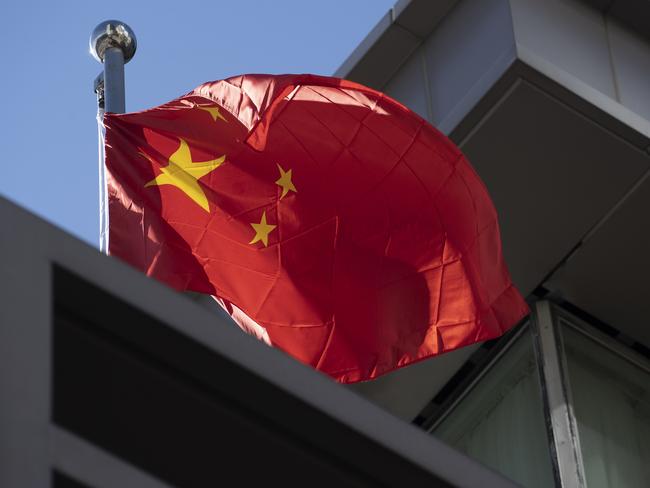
[90,20,137,64]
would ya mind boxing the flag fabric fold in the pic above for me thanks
[104,73,528,383]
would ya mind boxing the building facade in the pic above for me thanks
[340,1,650,487]
[1,1,649,487]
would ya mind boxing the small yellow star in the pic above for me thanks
[249,211,277,247]
[275,164,297,199]
[198,105,227,123]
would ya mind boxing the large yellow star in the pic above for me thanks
[249,211,276,247]
[199,105,227,123]
[144,138,225,212]
[275,164,297,199]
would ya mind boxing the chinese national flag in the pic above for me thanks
[104,74,528,383]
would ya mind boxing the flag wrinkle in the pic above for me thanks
[314,319,337,370]
[275,118,327,170]
[303,85,372,119]
[270,216,337,247]
[313,86,421,148]
[262,318,334,328]
[338,123,427,210]
[305,84,456,164]
[200,256,276,277]
[377,256,461,290]
[251,270,281,317]
[434,236,447,326]
[165,220,257,249]
[289,95,365,150]
[309,84,371,109]
[251,255,282,318]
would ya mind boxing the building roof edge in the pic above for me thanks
[334,0,460,87]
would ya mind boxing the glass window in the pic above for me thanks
[561,323,650,488]
[432,326,555,488]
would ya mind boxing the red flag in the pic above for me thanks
[104,74,528,383]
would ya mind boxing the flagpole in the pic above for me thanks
[90,20,137,252]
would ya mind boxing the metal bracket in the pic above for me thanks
[94,72,105,110]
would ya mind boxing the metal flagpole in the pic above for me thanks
[90,20,137,253]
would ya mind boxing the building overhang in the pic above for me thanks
[340,0,650,420]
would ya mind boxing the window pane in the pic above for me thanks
[433,326,555,488]
[562,324,650,488]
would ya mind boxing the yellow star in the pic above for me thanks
[144,138,225,212]
[199,105,227,123]
[275,164,297,199]
[249,211,277,247]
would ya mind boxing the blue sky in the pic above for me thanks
[0,0,394,245]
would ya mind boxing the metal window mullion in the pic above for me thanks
[532,300,586,488]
